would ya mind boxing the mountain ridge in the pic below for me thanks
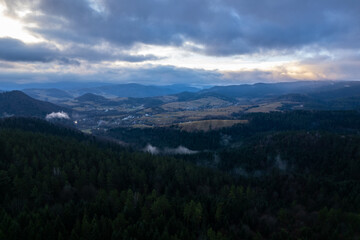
[0,90,70,118]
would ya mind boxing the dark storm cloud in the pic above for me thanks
[0,38,59,62]
[63,44,162,62]
[117,54,161,63]
[0,37,161,64]
[115,65,222,85]
[5,0,360,56]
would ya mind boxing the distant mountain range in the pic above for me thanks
[0,91,69,118]
[23,88,73,101]
[29,81,360,102]
[2,81,360,120]
[73,83,200,98]
[198,81,360,99]
[75,93,110,103]
[69,81,360,112]
[16,81,360,104]
[20,83,200,102]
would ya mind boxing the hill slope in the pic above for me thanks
[75,83,199,98]
[199,81,360,99]
[0,90,69,117]
[0,116,359,239]
[75,93,111,103]
[23,88,73,102]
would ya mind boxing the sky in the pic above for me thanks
[0,0,359,86]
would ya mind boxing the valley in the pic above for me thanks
[12,80,358,133]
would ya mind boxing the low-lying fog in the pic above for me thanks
[144,144,198,155]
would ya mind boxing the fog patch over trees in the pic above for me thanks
[45,111,70,120]
[144,144,198,155]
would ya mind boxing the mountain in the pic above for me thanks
[16,83,200,101]
[23,88,73,102]
[199,81,360,99]
[75,93,110,103]
[309,82,360,100]
[74,83,200,98]
[162,84,200,93]
[0,91,70,118]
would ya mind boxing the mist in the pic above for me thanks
[143,144,198,155]
[45,111,70,120]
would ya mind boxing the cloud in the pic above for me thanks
[62,42,163,62]
[112,65,222,85]
[143,144,159,154]
[0,65,223,86]
[4,0,360,56]
[0,37,60,62]
[296,51,360,80]
[144,144,198,155]
[164,146,198,155]
[1,57,360,88]
[0,37,161,64]
[0,61,15,69]
[1,0,360,84]
[45,111,70,120]
[116,54,162,63]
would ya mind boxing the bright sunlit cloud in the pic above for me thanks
[0,3,40,43]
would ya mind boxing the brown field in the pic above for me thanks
[178,119,248,132]
[245,102,282,113]
[131,124,154,129]
[161,97,231,111]
[139,105,248,126]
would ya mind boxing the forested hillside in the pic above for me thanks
[0,119,238,239]
[107,110,360,150]
[0,116,360,239]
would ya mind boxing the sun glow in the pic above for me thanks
[0,3,40,43]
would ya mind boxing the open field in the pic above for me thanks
[57,93,288,131]
[139,105,249,125]
[178,119,248,132]
[161,97,231,111]
[245,102,283,113]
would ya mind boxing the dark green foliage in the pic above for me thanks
[108,110,360,151]
[108,126,221,150]
[1,114,360,239]
[236,110,360,133]
[0,117,85,139]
